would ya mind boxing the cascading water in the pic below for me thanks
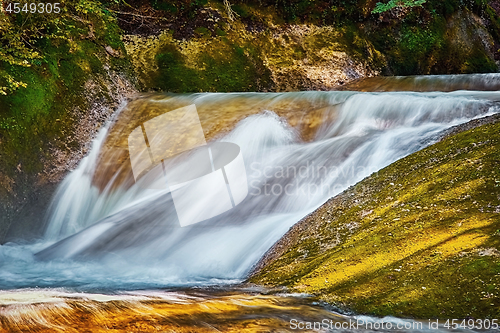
[344,73,500,92]
[1,83,500,291]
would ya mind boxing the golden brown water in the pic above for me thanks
[93,93,340,191]
[92,74,500,192]
[0,288,345,333]
[20,75,500,333]
[342,74,500,92]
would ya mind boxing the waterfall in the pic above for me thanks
[1,86,499,290]
[345,73,500,92]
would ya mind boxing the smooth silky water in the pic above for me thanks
[2,74,500,332]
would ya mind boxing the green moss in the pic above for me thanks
[195,26,211,37]
[153,40,272,92]
[368,14,447,75]
[364,6,499,75]
[0,40,88,176]
[426,0,461,16]
[0,8,131,182]
[372,0,427,15]
[251,120,500,319]
[151,0,178,12]
[462,49,498,74]
[216,28,227,36]
[232,3,250,18]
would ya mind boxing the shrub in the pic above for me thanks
[372,0,426,14]
[0,0,110,95]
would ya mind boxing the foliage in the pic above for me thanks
[0,11,38,95]
[0,0,128,181]
[392,23,443,74]
[1,0,498,94]
[372,0,426,14]
[146,0,207,14]
[0,0,112,95]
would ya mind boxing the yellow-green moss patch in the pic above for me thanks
[250,119,500,319]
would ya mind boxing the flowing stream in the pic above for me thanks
[2,74,500,332]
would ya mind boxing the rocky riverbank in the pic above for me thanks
[2,0,500,256]
[248,114,500,319]
[0,57,137,242]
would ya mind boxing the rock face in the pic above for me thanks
[124,24,380,92]
[248,115,500,319]
[0,68,137,243]
[0,6,140,243]
[119,1,500,93]
[1,0,500,244]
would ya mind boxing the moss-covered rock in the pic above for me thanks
[118,0,499,92]
[2,0,500,243]
[249,117,500,319]
[0,12,137,242]
[124,22,381,92]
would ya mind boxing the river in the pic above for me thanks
[1,74,500,332]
